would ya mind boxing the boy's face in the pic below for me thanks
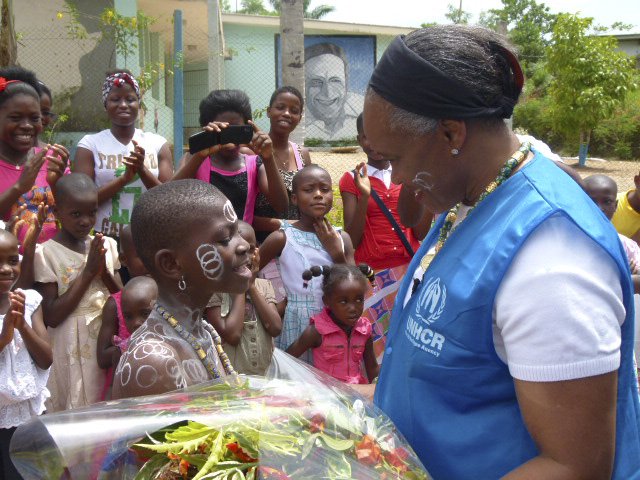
[0,233,20,294]
[176,200,252,306]
[585,184,618,220]
[238,225,259,277]
[357,130,384,162]
[121,285,156,334]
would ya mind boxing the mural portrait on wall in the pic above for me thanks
[276,35,376,141]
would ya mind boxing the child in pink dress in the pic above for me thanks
[286,264,379,384]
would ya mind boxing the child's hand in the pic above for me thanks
[192,122,228,160]
[111,342,122,368]
[313,217,343,260]
[7,205,27,236]
[250,247,260,282]
[248,120,273,160]
[85,234,107,278]
[7,290,26,332]
[21,202,47,253]
[45,143,69,188]
[353,162,371,197]
[16,148,47,195]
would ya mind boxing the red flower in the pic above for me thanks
[355,435,382,465]
[0,77,18,93]
[226,442,257,463]
[309,413,325,433]
[384,447,410,472]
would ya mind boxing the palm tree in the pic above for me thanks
[269,0,335,20]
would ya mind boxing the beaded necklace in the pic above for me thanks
[418,141,531,274]
[155,304,237,378]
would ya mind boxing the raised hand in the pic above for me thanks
[313,217,343,261]
[123,139,146,173]
[7,290,26,332]
[248,120,273,161]
[45,143,69,188]
[353,162,371,197]
[21,202,47,253]
[84,234,107,278]
[16,148,47,195]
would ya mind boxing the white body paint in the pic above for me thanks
[196,244,223,280]
[223,200,238,223]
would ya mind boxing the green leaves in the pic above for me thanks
[546,13,637,141]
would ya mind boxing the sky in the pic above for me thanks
[310,0,640,31]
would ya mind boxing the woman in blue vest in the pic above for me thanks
[364,26,640,479]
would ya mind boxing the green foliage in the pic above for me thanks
[238,0,276,16]
[220,0,232,12]
[590,88,640,159]
[267,0,336,19]
[479,0,556,77]
[546,14,637,142]
[305,137,357,147]
[444,3,471,25]
[100,8,155,64]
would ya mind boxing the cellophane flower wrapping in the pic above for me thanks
[10,350,431,479]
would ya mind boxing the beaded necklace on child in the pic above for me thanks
[155,304,237,379]
[414,141,531,291]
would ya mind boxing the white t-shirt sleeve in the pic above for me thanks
[493,214,625,382]
[77,133,97,152]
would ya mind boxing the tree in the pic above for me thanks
[238,0,274,15]
[445,2,471,25]
[0,0,17,66]
[268,0,335,19]
[546,13,637,165]
[479,0,556,77]
[280,0,305,144]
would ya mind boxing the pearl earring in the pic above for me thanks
[451,148,460,156]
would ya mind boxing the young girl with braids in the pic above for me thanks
[259,165,355,362]
[286,264,379,384]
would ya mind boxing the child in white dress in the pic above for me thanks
[259,165,355,359]
[34,174,120,412]
[0,229,52,479]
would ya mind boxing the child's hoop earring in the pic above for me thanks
[178,276,187,291]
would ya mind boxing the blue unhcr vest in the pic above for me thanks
[374,153,640,479]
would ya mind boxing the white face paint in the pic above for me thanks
[223,200,238,223]
[413,171,436,193]
[196,243,223,280]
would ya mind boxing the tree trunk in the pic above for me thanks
[280,0,304,145]
[0,0,17,67]
[578,129,591,166]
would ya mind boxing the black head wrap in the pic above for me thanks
[369,35,524,119]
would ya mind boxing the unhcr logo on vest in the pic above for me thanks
[405,276,447,357]
[415,277,446,325]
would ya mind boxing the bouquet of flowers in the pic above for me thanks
[10,352,430,479]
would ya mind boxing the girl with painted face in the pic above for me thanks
[253,86,312,242]
[34,173,121,412]
[112,180,254,400]
[0,67,69,247]
[287,264,379,385]
[74,69,173,240]
[0,229,52,480]
[172,89,289,226]
[259,165,356,363]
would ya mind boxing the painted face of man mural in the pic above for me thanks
[305,53,347,128]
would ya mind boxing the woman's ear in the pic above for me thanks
[291,193,299,207]
[439,119,467,152]
[154,249,181,281]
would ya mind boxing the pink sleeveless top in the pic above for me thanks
[194,155,259,224]
[311,307,372,384]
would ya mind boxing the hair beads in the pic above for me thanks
[196,244,223,280]
[302,264,375,292]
